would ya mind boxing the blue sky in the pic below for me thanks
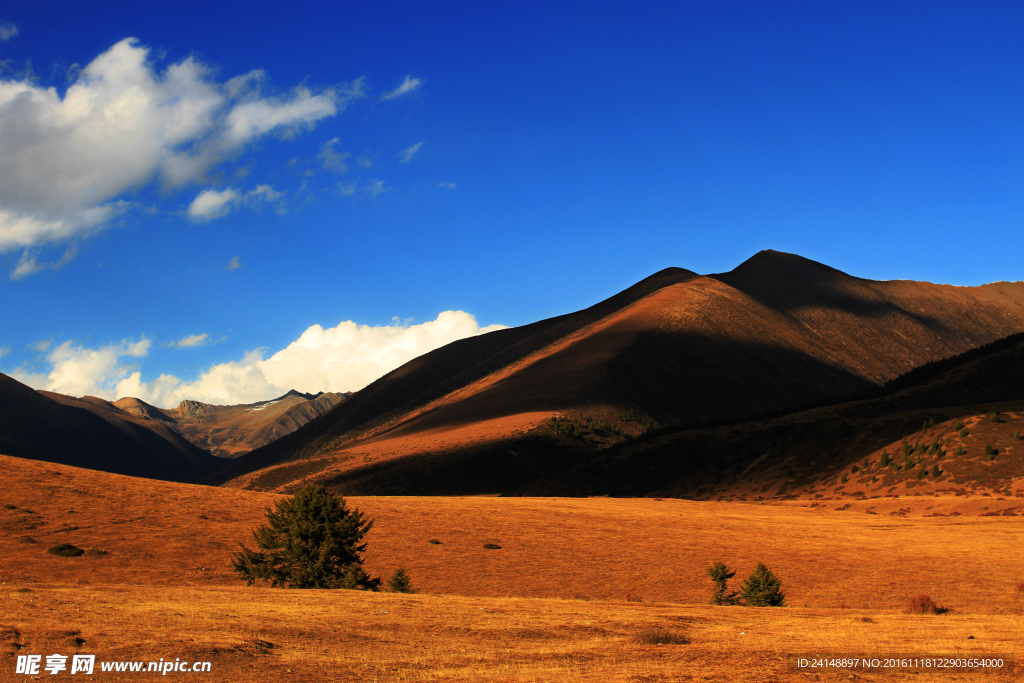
[1,1,1022,406]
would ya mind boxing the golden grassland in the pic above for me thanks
[1,455,1022,681]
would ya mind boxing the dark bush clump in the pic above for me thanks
[1014,431,1022,441]
[626,593,643,603]
[985,444,998,460]
[905,595,948,614]
[428,539,442,545]
[483,543,501,550]
[48,544,84,557]
[952,421,965,432]
[85,548,108,557]
[636,629,689,645]
[3,504,17,510]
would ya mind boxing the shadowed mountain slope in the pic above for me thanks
[0,373,223,483]
[215,251,1024,491]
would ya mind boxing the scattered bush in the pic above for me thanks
[47,544,84,558]
[428,539,442,545]
[931,465,942,478]
[989,411,1002,423]
[483,543,501,550]
[85,549,108,557]
[959,428,970,438]
[879,451,891,467]
[626,593,643,603]
[1014,431,1022,441]
[917,468,927,479]
[16,536,36,544]
[635,628,689,645]
[198,514,208,520]
[231,484,380,590]
[955,446,967,456]
[952,421,965,432]
[3,504,17,510]
[706,561,738,605]
[739,563,786,607]
[905,595,948,614]
[985,444,998,460]
[386,567,416,593]
[851,465,860,473]
[902,441,914,457]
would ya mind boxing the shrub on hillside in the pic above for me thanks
[955,445,967,457]
[959,428,970,438]
[739,563,786,607]
[985,444,998,460]
[231,485,380,590]
[879,451,891,467]
[952,421,965,432]
[931,465,942,478]
[989,411,1002,423]
[905,595,948,614]
[635,628,689,645]
[922,418,936,430]
[387,567,416,593]
[1014,431,1022,441]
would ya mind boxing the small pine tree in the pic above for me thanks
[879,451,891,467]
[739,563,786,607]
[931,465,941,478]
[989,411,1001,423]
[387,567,416,593]
[1014,431,1022,441]
[706,561,738,605]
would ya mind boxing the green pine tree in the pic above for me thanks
[706,561,738,605]
[739,563,786,607]
[232,485,381,590]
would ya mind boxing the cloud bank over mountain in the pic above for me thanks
[11,311,506,407]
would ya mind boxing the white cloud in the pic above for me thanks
[224,256,242,271]
[318,138,349,172]
[14,312,508,407]
[439,181,457,189]
[381,75,422,100]
[170,333,210,348]
[11,246,77,280]
[11,337,150,398]
[186,184,283,222]
[0,38,349,270]
[187,188,240,221]
[369,180,388,197]
[399,141,424,163]
[28,340,52,352]
[0,23,17,41]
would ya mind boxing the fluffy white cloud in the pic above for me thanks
[318,138,349,172]
[0,23,17,41]
[13,311,508,407]
[381,75,422,100]
[186,184,283,222]
[0,38,349,261]
[12,338,150,398]
[224,256,242,271]
[399,141,424,163]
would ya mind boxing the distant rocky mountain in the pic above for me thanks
[0,374,222,483]
[113,390,349,458]
[211,250,1024,493]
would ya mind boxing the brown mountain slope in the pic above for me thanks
[522,331,1024,500]
[0,373,222,483]
[113,390,349,458]
[216,251,1024,492]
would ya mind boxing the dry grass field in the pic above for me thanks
[2,454,1022,681]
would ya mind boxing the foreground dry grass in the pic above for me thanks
[2,455,1022,681]
[3,585,1021,682]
